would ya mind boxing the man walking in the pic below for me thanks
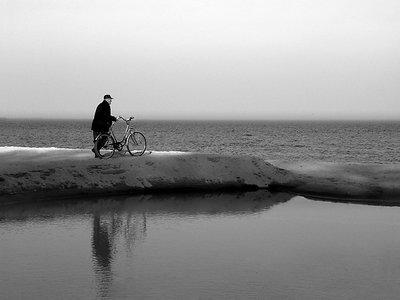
[91,94,117,157]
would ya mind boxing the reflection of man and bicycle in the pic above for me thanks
[0,191,293,299]
[92,209,147,299]
[89,191,291,298]
[91,94,147,159]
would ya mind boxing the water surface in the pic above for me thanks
[1,119,399,163]
[1,192,400,299]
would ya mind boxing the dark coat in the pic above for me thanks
[91,100,116,132]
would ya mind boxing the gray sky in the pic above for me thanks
[2,0,400,120]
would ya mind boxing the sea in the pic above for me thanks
[0,118,399,163]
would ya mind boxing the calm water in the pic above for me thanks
[1,192,400,300]
[0,119,399,163]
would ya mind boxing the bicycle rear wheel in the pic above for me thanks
[95,133,116,159]
[127,132,147,156]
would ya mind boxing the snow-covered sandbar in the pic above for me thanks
[1,147,399,204]
[0,147,285,203]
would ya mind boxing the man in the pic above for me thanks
[91,94,117,157]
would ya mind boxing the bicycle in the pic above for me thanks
[94,116,147,159]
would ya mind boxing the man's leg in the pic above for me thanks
[92,131,101,157]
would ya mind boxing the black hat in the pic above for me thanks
[104,94,114,100]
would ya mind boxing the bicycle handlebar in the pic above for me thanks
[117,116,134,122]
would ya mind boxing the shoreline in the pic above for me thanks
[1,147,399,205]
[269,160,400,202]
[0,148,280,204]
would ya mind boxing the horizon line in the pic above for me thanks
[1,117,399,122]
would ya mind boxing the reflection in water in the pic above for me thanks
[0,190,291,299]
[88,191,289,299]
[92,214,114,299]
[92,211,148,299]
[0,190,290,219]
[3,192,400,299]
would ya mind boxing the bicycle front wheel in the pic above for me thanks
[127,132,147,156]
[95,133,116,159]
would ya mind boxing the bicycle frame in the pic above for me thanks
[108,117,134,149]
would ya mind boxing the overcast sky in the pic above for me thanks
[2,0,400,120]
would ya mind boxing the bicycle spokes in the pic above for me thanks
[127,132,147,156]
[95,133,116,159]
